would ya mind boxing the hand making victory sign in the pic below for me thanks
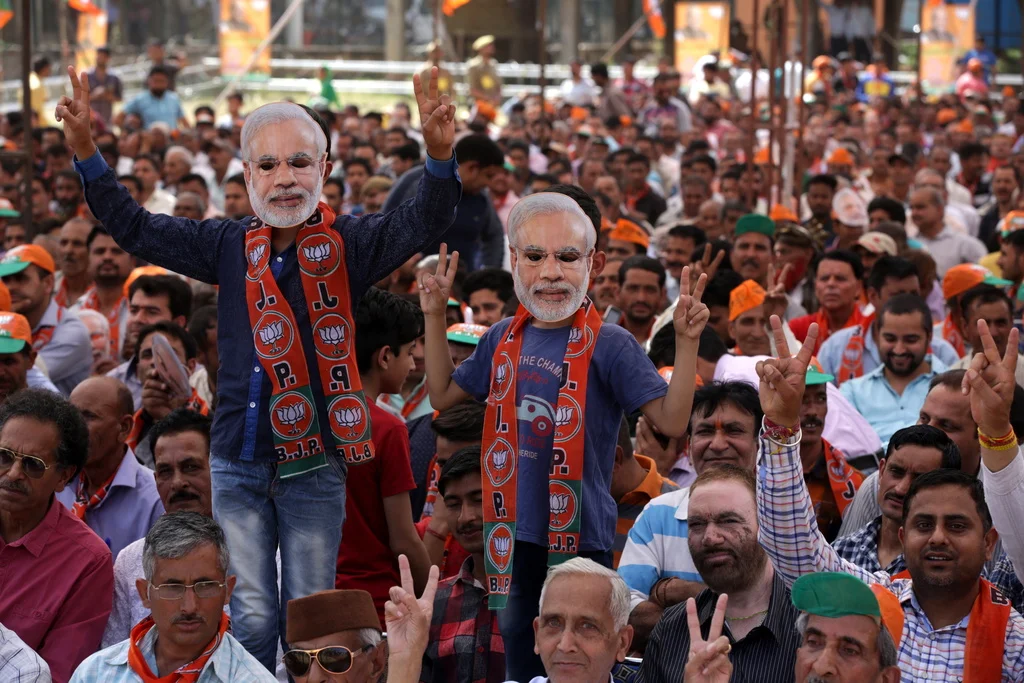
[418,243,460,316]
[683,594,733,683]
[962,319,1020,470]
[674,265,710,341]
[54,66,96,161]
[414,66,457,161]
[756,315,819,428]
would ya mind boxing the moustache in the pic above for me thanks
[695,546,736,562]
[269,190,309,202]
[172,613,205,625]
[742,258,760,269]
[169,490,200,505]
[457,523,483,536]
[801,417,823,431]
[0,480,27,494]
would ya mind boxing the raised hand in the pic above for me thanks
[674,266,710,342]
[54,66,96,160]
[689,244,725,292]
[414,67,456,160]
[762,263,791,321]
[384,555,440,661]
[962,320,1019,438]
[418,243,459,317]
[755,315,818,427]
[683,594,732,683]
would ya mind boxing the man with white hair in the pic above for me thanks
[162,145,195,194]
[56,66,462,671]
[419,192,709,680]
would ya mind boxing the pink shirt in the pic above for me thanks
[0,497,113,683]
[956,72,989,101]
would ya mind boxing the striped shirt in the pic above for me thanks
[636,571,799,683]
[617,486,701,611]
[757,425,1024,681]
[614,455,678,569]
[0,622,49,683]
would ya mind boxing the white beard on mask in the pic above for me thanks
[247,175,325,228]
[513,260,590,322]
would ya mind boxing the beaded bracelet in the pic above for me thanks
[979,427,1019,451]
[763,418,799,442]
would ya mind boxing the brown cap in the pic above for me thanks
[286,590,381,644]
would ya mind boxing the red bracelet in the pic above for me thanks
[763,418,799,441]
[979,427,1017,451]
[426,527,447,542]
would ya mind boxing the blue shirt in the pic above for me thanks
[76,151,461,463]
[817,322,961,382]
[69,625,275,683]
[55,448,163,558]
[838,356,947,447]
[452,319,667,552]
[121,90,185,129]
[856,74,895,102]
[962,48,998,81]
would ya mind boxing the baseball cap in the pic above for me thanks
[608,219,650,250]
[447,323,487,346]
[196,112,215,125]
[832,188,868,228]
[734,214,775,239]
[856,232,898,256]
[942,264,1012,301]
[791,572,903,648]
[836,51,853,63]
[887,152,914,167]
[998,210,1024,236]
[729,280,766,321]
[769,203,799,223]
[657,365,704,387]
[936,108,958,125]
[0,244,56,278]
[806,357,835,385]
[446,297,461,309]
[0,312,32,354]
[124,265,170,298]
[0,198,19,218]
[826,148,854,166]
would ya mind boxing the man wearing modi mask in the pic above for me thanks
[54,65,462,671]
[418,192,710,681]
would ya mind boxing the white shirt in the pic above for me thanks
[913,226,988,278]
[559,78,599,107]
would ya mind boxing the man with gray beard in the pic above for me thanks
[55,65,462,672]
[419,192,711,681]
[637,465,800,683]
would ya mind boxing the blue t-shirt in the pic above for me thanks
[452,318,668,552]
[123,91,185,129]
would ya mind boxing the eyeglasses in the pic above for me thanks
[0,447,53,479]
[245,154,326,178]
[513,247,593,269]
[282,644,374,677]
[148,580,227,601]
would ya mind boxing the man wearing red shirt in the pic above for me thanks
[335,288,431,626]
[0,389,113,683]
[789,251,867,355]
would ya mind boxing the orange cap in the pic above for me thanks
[619,115,632,127]
[753,147,771,164]
[729,280,766,321]
[1000,210,1024,235]
[936,108,958,125]
[607,219,650,249]
[955,118,975,134]
[0,282,10,312]
[870,584,904,648]
[770,203,799,223]
[967,58,983,73]
[826,147,854,166]
[1003,86,1016,98]
[942,264,1012,301]
[124,265,170,298]
[475,100,498,123]
[0,244,56,277]
[571,106,589,122]
[657,366,705,387]
[0,312,32,353]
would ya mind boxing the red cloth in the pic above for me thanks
[789,306,868,355]
[0,498,113,683]
[335,402,417,627]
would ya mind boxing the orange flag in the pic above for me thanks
[69,0,103,14]
[442,0,472,16]
[644,0,666,39]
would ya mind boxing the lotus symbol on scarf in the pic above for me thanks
[492,449,509,470]
[276,402,306,434]
[493,535,511,557]
[555,406,574,427]
[318,324,346,352]
[303,243,332,271]
[568,326,582,345]
[495,363,508,385]
[334,406,364,434]
[259,321,284,353]
[248,244,266,267]
[550,493,570,521]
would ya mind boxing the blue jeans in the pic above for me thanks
[211,453,347,671]
[496,541,612,682]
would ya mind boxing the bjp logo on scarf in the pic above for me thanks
[328,395,370,443]
[484,438,516,487]
[486,524,514,573]
[255,312,295,360]
[312,314,351,360]
[245,236,271,281]
[553,396,583,442]
[492,353,514,400]
[298,234,341,277]
[270,392,315,440]
[564,321,595,358]
[548,481,579,531]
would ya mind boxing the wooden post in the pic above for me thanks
[21,0,32,239]
[766,2,777,207]
[538,0,548,106]
[795,0,808,203]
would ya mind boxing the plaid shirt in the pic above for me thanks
[832,517,907,575]
[757,424,1024,681]
[0,622,49,682]
[421,557,505,683]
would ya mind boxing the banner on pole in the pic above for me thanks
[644,0,667,39]
[920,1,975,95]
[219,0,272,79]
[75,8,107,74]
[673,2,730,84]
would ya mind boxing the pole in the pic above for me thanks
[766,2,777,207]
[538,0,547,106]
[915,0,923,96]
[433,0,441,43]
[21,0,32,240]
[794,0,808,203]
[778,0,790,207]
[599,0,665,63]
[745,0,759,208]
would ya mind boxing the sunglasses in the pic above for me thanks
[0,447,53,479]
[282,644,373,677]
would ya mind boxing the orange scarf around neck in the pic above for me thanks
[127,613,230,682]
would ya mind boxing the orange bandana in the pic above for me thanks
[838,314,874,384]
[71,465,119,520]
[31,305,63,351]
[729,280,766,321]
[245,203,373,467]
[822,439,863,516]
[127,390,209,452]
[128,613,230,682]
[942,313,967,358]
[481,300,602,609]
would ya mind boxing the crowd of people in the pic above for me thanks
[0,32,1023,683]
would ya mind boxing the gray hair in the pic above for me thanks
[795,612,898,669]
[507,193,595,252]
[357,627,382,647]
[700,198,724,218]
[165,145,195,166]
[142,512,230,582]
[241,102,328,162]
[910,186,945,208]
[175,191,206,215]
[538,557,631,631]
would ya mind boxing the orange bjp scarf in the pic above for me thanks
[127,613,230,682]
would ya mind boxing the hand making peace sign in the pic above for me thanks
[683,594,733,683]
[385,555,440,661]
[414,67,457,160]
[962,319,1020,439]
[673,266,710,342]
[55,66,97,161]
[418,243,460,317]
[755,315,819,428]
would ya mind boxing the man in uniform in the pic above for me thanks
[420,41,454,98]
[467,35,502,108]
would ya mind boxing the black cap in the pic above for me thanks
[888,152,913,166]
[836,51,853,62]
